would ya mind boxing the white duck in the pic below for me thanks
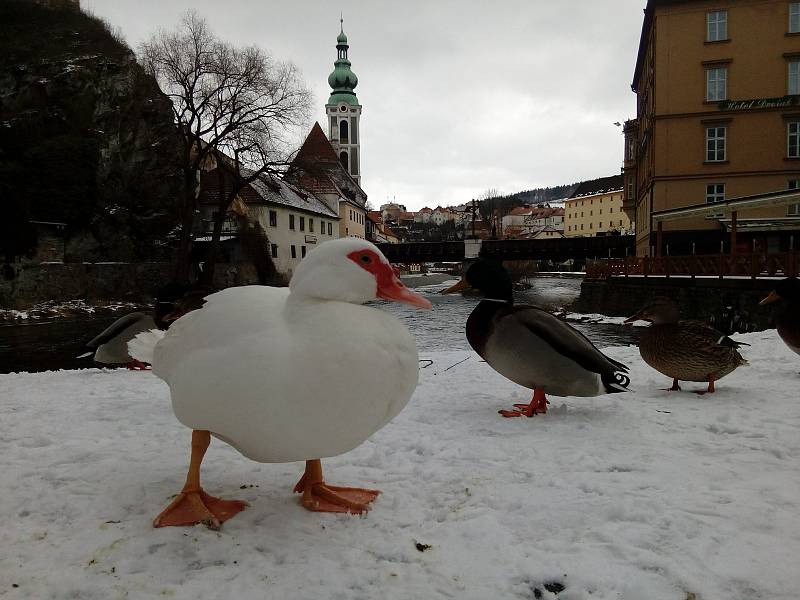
[129,238,431,529]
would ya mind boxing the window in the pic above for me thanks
[289,214,295,230]
[291,245,297,259]
[788,179,800,216]
[791,3,800,33]
[309,219,314,233]
[789,122,800,157]
[339,119,349,143]
[706,126,726,161]
[301,246,307,258]
[269,210,277,227]
[580,224,584,230]
[707,10,728,41]
[328,222,332,235]
[299,216,305,232]
[706,183,725,203]
[271,244,278,258]
[600,209,603,215]
[610,206,614,213]
[706,67,727,101]
[790,60,800,95]
[320,220,325,234]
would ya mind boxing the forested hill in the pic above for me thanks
[0,1,182,262]
[501,183,577,205]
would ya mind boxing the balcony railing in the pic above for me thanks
[586,252,799,280]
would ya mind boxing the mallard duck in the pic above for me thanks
[759,277,800,356]
[129,238,431,529]
[624,297,747,393]
[442,258,630,417]
[81,311,158,368]
[79,284,198,369]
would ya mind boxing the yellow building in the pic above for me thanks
[564,175,632,237]
[625,0,800,256]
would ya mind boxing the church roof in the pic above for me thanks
[293,122,340,164]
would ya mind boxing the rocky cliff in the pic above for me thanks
[0,1,182,263]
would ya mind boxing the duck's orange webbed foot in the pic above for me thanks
[294,459,380,514]
[693,375,716,395]
[153,430,248,530]
[498,389,549,418]
[153,488,248,530]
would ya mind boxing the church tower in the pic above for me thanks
[326,20,361,186]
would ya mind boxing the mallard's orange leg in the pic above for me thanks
[499,388,549,417]
[293,459,379,514]
[664,378,681,391]
[153,430,248,530]
[694,375,716,395]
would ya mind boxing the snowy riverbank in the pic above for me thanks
[1,331,799,599]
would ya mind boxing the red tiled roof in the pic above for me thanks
[293,122,340,165]
[509,207,532,216]
[297,172,339,195]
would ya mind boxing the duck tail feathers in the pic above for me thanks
[602,371,631,394]
[717,335,750,348]
[127,329,165,365]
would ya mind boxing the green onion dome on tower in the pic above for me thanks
[328,21,359,106]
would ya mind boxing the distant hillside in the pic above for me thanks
[477,181,582,221]
[0,0,182,262]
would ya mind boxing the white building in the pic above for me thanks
[198,169,340,278]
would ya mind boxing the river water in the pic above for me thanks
[0,277,639,374]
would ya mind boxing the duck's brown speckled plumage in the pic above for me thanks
[638,320,746,382]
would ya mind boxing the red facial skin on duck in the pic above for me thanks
[347,249,432,309]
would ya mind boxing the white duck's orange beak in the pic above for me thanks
[377,274,432,309]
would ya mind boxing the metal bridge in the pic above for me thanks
[377,235,635,263]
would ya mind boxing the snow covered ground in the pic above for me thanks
[2,331,799,599]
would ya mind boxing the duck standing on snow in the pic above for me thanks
[129,238,431,529]
[79,283,193,369]
[624,297,747,393]
[760,277,800,357]
[441,258,630,417]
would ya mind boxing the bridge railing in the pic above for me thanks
[586,252,799,280]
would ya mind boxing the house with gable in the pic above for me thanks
[287,122,368,240]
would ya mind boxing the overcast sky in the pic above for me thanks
[84,0,646,211]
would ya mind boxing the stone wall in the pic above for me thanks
[0,262,174,308]
[572,277,780,333]
[0,261,265,309]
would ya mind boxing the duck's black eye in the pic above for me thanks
[360,254,372,263]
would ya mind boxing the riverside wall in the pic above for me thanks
[0,261,262,309]
[572,277,780,332]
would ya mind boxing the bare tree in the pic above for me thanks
[140,11,312,284]
[478,188,501,238]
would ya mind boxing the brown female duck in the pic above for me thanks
[759,277,800,356]
[624,297,747,393]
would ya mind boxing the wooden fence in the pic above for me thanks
[586,252,799,280]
